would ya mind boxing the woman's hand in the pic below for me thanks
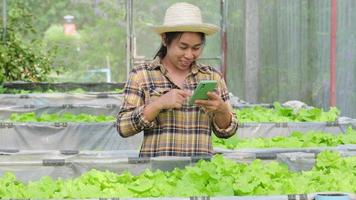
[143,89,190,122]
[156,89,191,109]
[194,92,230,115]
[194,92,232,129]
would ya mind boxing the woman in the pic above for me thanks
[117,2,238,157]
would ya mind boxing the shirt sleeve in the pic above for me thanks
[210,75,238,138]
[116,69,157,138]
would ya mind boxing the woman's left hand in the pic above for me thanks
[194,92,230,115]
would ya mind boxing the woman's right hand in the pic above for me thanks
[143,89,190,123]
[156,89,191,109]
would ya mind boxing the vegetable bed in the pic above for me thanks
[0,151,355,198]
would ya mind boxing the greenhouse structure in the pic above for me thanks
[0,0,356,199]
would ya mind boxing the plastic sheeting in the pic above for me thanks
[216,144,356,160]
[236,121,355,139]
[0,150,215,182]
[226,0,356,119]
[0,150,328,179]
[0,122,142,151]
[0,150,140,182]
[1,121,356,151]
[0,105,120,120]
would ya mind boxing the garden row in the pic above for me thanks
[0,82,355,199]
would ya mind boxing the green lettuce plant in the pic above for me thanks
[9,112,115,123]
[0,151,355,198]
[236,102,340,122]
[213,127,356,149]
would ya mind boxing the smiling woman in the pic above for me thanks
[154,32,205,61]
[159,32,205,87]
[116,2,238,157]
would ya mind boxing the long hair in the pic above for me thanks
[154,32,206,59]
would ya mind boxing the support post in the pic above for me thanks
[244,0,259,103]
[329,0,337,106]
[220,0,227,80]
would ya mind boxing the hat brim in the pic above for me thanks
[152,23,219,36]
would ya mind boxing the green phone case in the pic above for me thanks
[189,80,217,105]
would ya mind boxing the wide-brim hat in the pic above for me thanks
[152,2,219,36]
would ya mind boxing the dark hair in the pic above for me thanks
[154,32,206,59]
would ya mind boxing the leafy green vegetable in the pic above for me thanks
[1,152,356,198]
[213,127,356,149]
[236,102,340,122]
[8,112,115,123]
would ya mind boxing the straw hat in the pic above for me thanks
[152,2,219,36]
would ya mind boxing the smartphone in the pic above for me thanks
[189,80,217,105]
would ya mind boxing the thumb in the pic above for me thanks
[207,92,219,100]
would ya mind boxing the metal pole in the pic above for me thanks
[329,0,337,106]
[2,0,7,42]
[244,0,259,103]
[220,0,227,80]
[126,0,133,81]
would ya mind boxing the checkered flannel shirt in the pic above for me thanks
[117,57,238,157]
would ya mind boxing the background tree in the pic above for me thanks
[4,0,126,83]
[0,1,55,83]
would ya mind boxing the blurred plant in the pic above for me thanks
[0,1,57,83]
[26,0,127,82]
[43,24,81,78]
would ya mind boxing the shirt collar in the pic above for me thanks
[148,57,209,75]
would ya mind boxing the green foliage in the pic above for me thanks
[236,102,340,122]
[2,0,224,83]
[8,0,127,83]
[0,1,56,83]
[213,127,356,149]
[42,24,81,75]
[8,112,115,123]
[1,152,356,198]
[74,3,126,82]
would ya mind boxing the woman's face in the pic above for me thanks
[164,32,204,72]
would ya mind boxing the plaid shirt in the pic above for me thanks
[117,58,238,157]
